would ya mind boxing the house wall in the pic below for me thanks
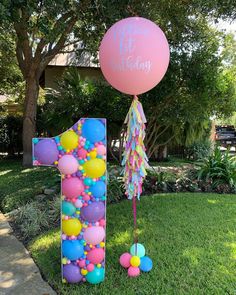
[44,66,103,90]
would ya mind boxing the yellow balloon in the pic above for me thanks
[62,219,82,236]
[130,256,140,267]
[60,130,78,150]
[89,150,97,159]
[83,159,106,178]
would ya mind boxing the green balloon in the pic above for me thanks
[86,267,104,284]
[62,201,76,216]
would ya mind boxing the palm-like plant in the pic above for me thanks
[198,147,236,189]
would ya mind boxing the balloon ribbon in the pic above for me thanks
[122,95,149,250]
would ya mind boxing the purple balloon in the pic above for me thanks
[63,264,83,283]
[34,139,59,165]
[81,202,105,222]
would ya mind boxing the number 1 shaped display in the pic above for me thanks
[32,118,106,284]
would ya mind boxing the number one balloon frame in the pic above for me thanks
[99,17,170,277]
[32,118,107,285]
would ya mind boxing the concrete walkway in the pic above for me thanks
[0,213,56,295]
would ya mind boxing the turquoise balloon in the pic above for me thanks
[86,267,104,284]
[84,178,93,186]
[62,201,76,216]
[130,243,145,258]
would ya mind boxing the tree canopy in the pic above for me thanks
[0,0,236,163]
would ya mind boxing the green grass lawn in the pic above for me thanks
[0,159,59,212]
[29,193,236,295]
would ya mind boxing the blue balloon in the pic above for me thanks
[140,256,153,272]
[90,181,106,198]
[62,240,84,261]
[130,243,145,257]
[82,119,105,143]
[62,201,76,216]
[86,267,104,284]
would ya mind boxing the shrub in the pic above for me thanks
[0,115,23,156]
[197,148,236,191]
[185,139,212,160]
[107,164,125,203]
[13,197,60,241]
[143,168,177,194]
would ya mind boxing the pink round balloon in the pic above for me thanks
[99,17,170,95]
[83,226,105,245]
[78,148,87,159]
[74,199,83,208]
[58,155,78,175]
[87,263,95,272]
[87,248,105,264]
[119,252,132,268]
[128,266,140,277]
[62,177,84,198]
[96,144,106,156]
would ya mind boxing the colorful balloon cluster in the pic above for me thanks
[119,243,153,277]
[33,118,107,284]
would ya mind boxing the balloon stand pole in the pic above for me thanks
[120,96,153,276]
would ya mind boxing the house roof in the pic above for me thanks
[49,47,99,68]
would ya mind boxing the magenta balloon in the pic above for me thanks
[84,226,105,245]
[34,139,59,165]
[62,177,84,198]
[99,17,170,95]
[58,155,78,175]
[81,202,105,222]
[63,264,83,283]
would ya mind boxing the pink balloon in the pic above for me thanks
[87,248,104,264]
[58,155,78,175]
[78,148,87,159]
[96,144,106,156]
[83,226,105,245]
[99,17,170,95]
[62,177,84,198]
[128,266,140,277]
[74,199,83,208]
[119,252,132,268]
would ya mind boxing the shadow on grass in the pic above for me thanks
[0,159,59,212]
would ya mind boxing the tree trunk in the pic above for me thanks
[22,76,39,166]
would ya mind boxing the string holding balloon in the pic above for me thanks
[99,17,170,277]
